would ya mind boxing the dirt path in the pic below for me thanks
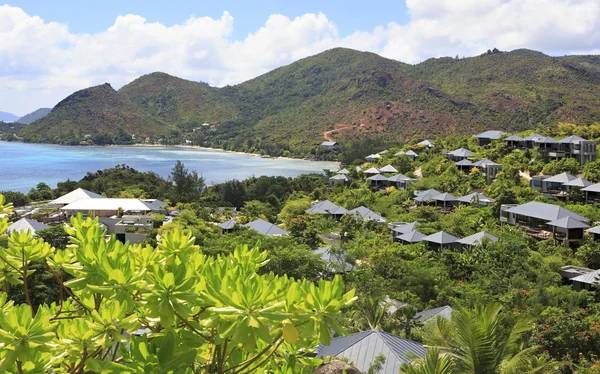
[323,125,352,141]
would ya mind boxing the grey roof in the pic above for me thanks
[422,231,458,245]
[587,226,600,235]
[456,231,499,246]
[472,158,499,167]
[378,150,389,155]
[141,199,168,210]
[218,219,237,230]
[368,174,389,182]
[544,173,577,184]
[365,154,381,161]
[321,141,337,146]
[455,159,473,167]
[378,164,398,173]
[393,222,418,234]
[458,192,495,204]
[523,133,544,141]
[546,216,590,229]
[316,330,425,374]
[418,139,434,147]
[336,168,350,175]
[396,230,426,243]
[387,173,414,183]
[583,183,600,193]
[570,269,600,285]
[564,177,593,188]
[404,150,419,157]
[363,167,381,174]
[433,192,458,202]
[244,219,289,236]
[535,136,558,144]
[51,188,106,205]
[504,135,524,141]
[305,200,348,215]
[313,246,353,273]
[329,174,349,182]
[414,189,442,202]
[348,206,386,222]
[6,218,49,234]
[394,151,406,156]
[414,306,454,322]
[559,135,587,144]
[505,202,588,222]
[475,130,505,140]
[448,148,474,157]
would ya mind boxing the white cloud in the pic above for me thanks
[1,1,600,115]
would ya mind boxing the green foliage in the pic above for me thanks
[168,160,206,204]
[542,157,580,175]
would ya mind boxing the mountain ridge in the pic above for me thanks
[16,108,52,124]
[0,111,20,123]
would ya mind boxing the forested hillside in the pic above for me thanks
[16,48,600,154]
[16,108,51,124]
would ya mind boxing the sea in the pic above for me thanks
[0,142,339,192]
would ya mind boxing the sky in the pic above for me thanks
[2,0,600,116]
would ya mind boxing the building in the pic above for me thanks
[112,215,153,244]
[421,231,459,250]
[455,159,501,184]
[329,174,349,186]
[367,174,389,188]
[320,141,337,149]
[365,154,381,162]
[413,189,442,205]
[504,133,596,166]
[6,218,49,235]
[218,219,238,233]
[347,206,386,223]
[458,192,495,206]
[61,198,156,217]
[560,266,599,292]
[387,174,416,190]
[316,330,425,374]
[395,230,426,244]
[474,130,506,146]
[456,231,499,247]
[414,306,454,323]
[50,188,106,207]
[305,200,348,218]
[395,150,419,160]
[312,246,354,274]
[244,219,289,236]
[417,139,434,148]
[582,183,600,204]
[378,164,398,174]
[446,148,474,161]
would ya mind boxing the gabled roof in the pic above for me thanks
[313,246,353,273]
[396,230,426,243]
[365,154,381,161]
[546,216,590,229]
[336,168,350,175]
[587,226,600,235]
[218,219,237,230]
[51,188,105,205]
[505,202,588,222]
[570,269,600,285]
[559,135,587,144]
[329,174,349,182]
[422,231,458,245]
[404,150,419,157]
[454,159,473,167]
[414,189,442,202]
[394,151,406,156]
[316,330,425,374]
[472,158,499,167]
[564,177,593,188]
[348,206,386,222]
[475,130,505,140]
[378,164,398,173]
[61,198,154,212]
[534,136,558,144]
[448,148,474,157]
[393,221,418,234]
[368,174,389,181]
[363,167,381,174]
[523,133,544,141]
[583,183,600,193]
[433,192,458,202]
[244,219,289,236]
[6,218,49,234]
[544,172,577,184]
[305,200,348,215]
[504,135,524,141]
[458,192,494,204]
[414,306,454,322]
[378,150,389,155]
[456,231,499,246]
[387,174,415,183]
[418,139,434,147]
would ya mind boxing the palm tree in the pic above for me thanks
[401,303,560,374]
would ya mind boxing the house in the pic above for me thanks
[6,218,49,235]
[378,164,398,174]
[387,174,416,190]
[456,231,499,247]
[329,174,349,186]
[504,135,525,149]
[363,167,380,176]
[458,192,495,206]
[582,183,600,204]
[112,215,153,244]
[474,130,506,145]
[313,246,353,273]
[560,266,599,292]
[347,206,386,223]
[61,198,156,218]
[505,133,597,166]
[378,150,389,155]
[336,168,350,175]
[390,221,418,235]
[395,230,426,244]
[320,141,337,149]
[218,219,238,233]
[421,231,459,250]
[456,159,501,184]
[315,330,425,374]
[367,174,389,188]
[395,150,418,160]
[413,189,442,205]
[500,201,589,246]
[521,133,545,148]
[563,177,593,190]
[414,305,454,323]
[365,154,381,162]
[305,200,348,218]
[417,139,434,148]
[446,148,474,161]
[539,173,577,194]
[587,226,600,242]
[244,219,289,236]
[141,199,169,214]
[50,188,106,207]
[433,192,458,210]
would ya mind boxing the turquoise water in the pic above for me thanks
[0,142,338,192]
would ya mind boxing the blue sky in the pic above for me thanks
[8,0,410,39]
[2,0,600,115]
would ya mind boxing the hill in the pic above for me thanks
[20,83,173,145]
[0,111,19,122]
[16,108,51,124]
[18,48,600,155]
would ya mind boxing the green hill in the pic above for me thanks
[18,48,600,154]
[16,108,52,124]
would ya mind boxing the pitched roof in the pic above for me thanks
[305,200,348,215]
[583,183,600,193]
[6,218,49,234]
[570,269,600,285]
[365,154,381,161]
[329,174,349,182]
[458,192,494,204]
[587,226,600,235]
[392,221,418,234]
[316,330,425,373]
[387,174,415,182]
[505,202,588,222]
[218,219,237,230]
[336,168,350,175]
[348,206,386,222]
[504,135,524,141]
[244,219,289,236]
[320,141,337,146]
[394,151,406,156]
[141,199,168,210]
[378,164,398,173]
[414,306,454,322]
[404,150,419,157]
[475,130,505,140]
[368,174,389,181]
[546,216,590,229]
[534,136,558,144]
[559,135,587,143]
[454,159,473,166]
[51,188,105,205]
[378,150,389,155]
[564,177,593,188]
[472,158,499,167]
[61,198,155,212]
[456,231,499,246]
[544,172,577,184]
[418,139,434,147]
[396,230,426,243]
[523,133,544,141]
[433,192,458,202]
[422,231,458,245]
[363,167,381,174]
[448,148,474,157]
[413,189,442,202]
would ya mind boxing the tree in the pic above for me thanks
[168,160,206,203]
[0,191,30,207]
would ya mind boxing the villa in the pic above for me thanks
[244,219,289,236]
[474,130,506,146]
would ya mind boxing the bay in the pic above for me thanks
[0,142,338,192]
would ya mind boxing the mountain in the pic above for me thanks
[18,48,600,154]
[0,112,19,122]
[16,108,52,124]
[20,83,173,144]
